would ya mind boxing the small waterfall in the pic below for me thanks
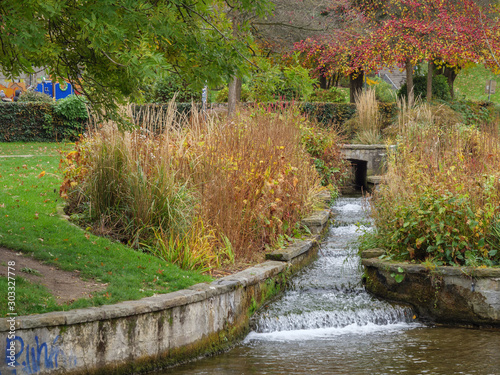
[245,197,419,342]
[167,196,500,375]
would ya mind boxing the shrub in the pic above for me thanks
[398,74,451,101]
[145,75,201,103]
[247,60,317,102]
[309,87,348,103]
[369,76,397,103]
[446,100,499,126]
[17,90,53,103]
[53,95,88,138]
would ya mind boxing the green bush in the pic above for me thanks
[145,75,201,103]
[53,95,88,138]
[445,100,499,126]
[309,87,348,103]
[17,90,53,103]
[247,61,317,102]
[398,74,451,101]
[370,76,397,103]
[214,84,251,103]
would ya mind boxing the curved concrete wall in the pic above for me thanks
[0,197,331,374]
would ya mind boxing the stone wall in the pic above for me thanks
[340,144,388,176]
[0,196,332,374]
[361,252,500,327]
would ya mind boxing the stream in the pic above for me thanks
[162,196,500,375]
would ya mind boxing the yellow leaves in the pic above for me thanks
[37,171,46,178]
[366,77,379,86]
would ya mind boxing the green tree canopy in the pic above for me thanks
[0,0,270,114]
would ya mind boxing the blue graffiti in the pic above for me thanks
[3,336,77,374]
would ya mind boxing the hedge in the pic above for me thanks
[0,102,86,142]
[3,100,492,143]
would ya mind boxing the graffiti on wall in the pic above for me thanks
[2,336,77,375]
[0,83,26,100]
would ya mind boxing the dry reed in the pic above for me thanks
[353,89,383,144]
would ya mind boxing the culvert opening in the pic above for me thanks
[347,159,367,191]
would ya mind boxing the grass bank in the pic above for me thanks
[0,142,211,316]
[455,64,500,102]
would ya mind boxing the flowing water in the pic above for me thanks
[162,197,500,375]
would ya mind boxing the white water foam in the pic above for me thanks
[330,225,372,236]
[335,203,364,213]
[244,322,419,342]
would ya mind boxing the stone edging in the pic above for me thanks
[361,252,500,327]
[0,192,332,374]
[341,144,387,150]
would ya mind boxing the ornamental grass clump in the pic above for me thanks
[61,104,333,269]
[188,108,322,259]
[61,119,195,248]
[61,105,216,272]
[369,103,500,266]
[351,89,383,144]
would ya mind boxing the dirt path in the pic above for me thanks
[0,247,107,304]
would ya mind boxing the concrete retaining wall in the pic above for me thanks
[361,251,500,327]
[0,196,332,374]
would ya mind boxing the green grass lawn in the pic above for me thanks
[0,142,212,316]
[454,64,500,103]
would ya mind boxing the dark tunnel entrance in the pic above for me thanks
[347,159,367,191]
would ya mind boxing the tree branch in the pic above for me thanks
[180,4,259,69]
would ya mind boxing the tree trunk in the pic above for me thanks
[405,60,414,106]
[320,75,327,89]
[349,70,364,103]
[228,76,238,116]
[444,66,458,99]
[427,61,434,102]
[227,13,240,116]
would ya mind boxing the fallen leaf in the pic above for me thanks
[38,171,46,178]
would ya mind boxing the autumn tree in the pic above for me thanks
[363,0,500,102]
[292,0,500,104]
[293,1,377,102]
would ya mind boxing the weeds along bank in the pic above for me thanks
[363,101,500,267]
[60,105,348,272]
